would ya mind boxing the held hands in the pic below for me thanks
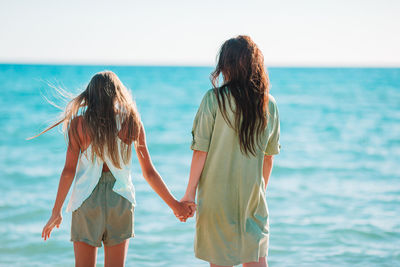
[173,198,196,222]
[173,195,196,222]
[42,211,62,241]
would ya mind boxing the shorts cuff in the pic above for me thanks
[103,233,135,247]
[70,237,102,247]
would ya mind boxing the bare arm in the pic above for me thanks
[135,125,194,217]
[42,122,80,240]
[51,146,79,213]
[263,155,274,190]
[182,150,207,203]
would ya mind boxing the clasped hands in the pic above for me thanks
[173,197,196,222]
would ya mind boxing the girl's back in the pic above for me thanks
[66,114,136,213]
[191,89,280,265]
[182,35,281,267]
[38,71,194,266]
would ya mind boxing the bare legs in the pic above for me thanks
[243,257,267,267]
[210,257,267,267]
[104,240,130,267]
[210,263,232,267]
[74,240,130,267]
[74,242,97,267]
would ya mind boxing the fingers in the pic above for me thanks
[188,204,196,213]
[187,203,196,218]
[42,221,55,241]
[45,226,53,240]
[42,226,52,241]
[42,225,48,240]
[187,202,197,207]
[184,202,197,211]
[175,213,188,219]
[182,202,196,213]
[42,213,63,241]
[174,212,190,222]
[173,201,198,222]
[41,227,46,239]
[188,210,195,217]
[182,201,196,206]
[174,209,189,217]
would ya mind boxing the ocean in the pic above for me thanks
[0,64,399,266]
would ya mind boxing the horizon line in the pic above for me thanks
[1,61,400,68]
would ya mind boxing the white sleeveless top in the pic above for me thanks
[66,119,136,212]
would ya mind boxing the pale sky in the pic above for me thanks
[0,0,399,66]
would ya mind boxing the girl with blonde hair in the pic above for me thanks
[34,71,194,267]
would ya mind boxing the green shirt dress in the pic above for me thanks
[191,89,280,266]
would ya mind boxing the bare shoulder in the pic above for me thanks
[69,116,89,149]
[69,116,84,136]
[118,117,144,145]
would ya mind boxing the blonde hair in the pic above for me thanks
[29,71,141,168]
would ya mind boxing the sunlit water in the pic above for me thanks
[0,65,399,266]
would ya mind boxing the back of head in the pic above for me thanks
[31,71,141,169]
[211,35,270,156]
[76,71,141,168]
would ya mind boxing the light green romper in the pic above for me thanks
[191,89,280,266]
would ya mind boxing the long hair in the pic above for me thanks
[29,71,141,168]
[211,35,269,156]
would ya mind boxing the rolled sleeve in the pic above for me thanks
[191,134,211,152]
[265,97,281,155]
[190,90,216,152]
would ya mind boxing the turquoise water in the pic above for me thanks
[0,65,399,266]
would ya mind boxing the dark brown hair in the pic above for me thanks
[211,35,269,156]
[29,71,141,168]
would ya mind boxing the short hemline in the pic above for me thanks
[104,233,135,247]
[195,251,268,266]
[71,233,135,248]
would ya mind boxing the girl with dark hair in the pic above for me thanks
[180,36,280,267]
